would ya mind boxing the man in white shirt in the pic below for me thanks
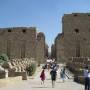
[84,66,89,90]
[87,70,90,90]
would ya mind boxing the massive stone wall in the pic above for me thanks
[54,33,65,62]
[63,13,90,59]
[51,44,55,59]
[0,27,37,59]
[45,44,49,59]
[36,32,45,63]
[53,13,90,62]
[0,27,47,63]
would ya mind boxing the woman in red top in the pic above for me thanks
[40,69,45,84]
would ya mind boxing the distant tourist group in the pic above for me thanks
[40,61,67,88]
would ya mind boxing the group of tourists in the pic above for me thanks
[40,62,90,89]
[40,63,66,88]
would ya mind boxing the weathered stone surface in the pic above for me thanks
[53,13,90,63]
[0,27,47,63]
[66,57,90,84]
[36,32,45,63]
[0,27,36,59]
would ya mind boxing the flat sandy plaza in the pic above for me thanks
[0,65,84,90]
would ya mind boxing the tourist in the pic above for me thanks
[50,68,57,88]
[84,65,89,90]
[40,69,45,85]
[51,62,57,70]
[87,70,90,90]
[60,66,65,82]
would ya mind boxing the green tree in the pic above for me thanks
[28,63,36,76]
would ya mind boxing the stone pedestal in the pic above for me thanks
[15,71,27,80]
[22,72,27,80]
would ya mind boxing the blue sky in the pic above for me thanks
[0,0,90,51]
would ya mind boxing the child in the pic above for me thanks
[40,69,45,84]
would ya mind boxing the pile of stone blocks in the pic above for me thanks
[67,57,90,84]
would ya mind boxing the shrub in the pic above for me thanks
[28,63,36,76]
[0,53,9,64]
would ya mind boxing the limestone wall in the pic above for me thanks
[0,27,36,60]
[36,32,45,63]
[54,33,65,62]
[54,13,90,62]
[63,13,90,59]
